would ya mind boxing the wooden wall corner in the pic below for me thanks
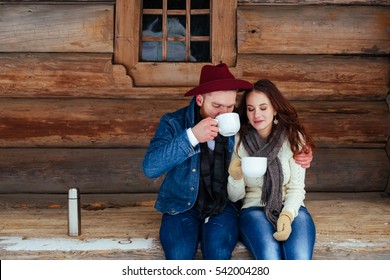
[105,60,135,87]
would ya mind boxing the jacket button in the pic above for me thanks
[187,202,191,206]
[190,187,194,191]
[192,168,196,172]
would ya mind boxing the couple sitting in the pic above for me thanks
[142,63,316,260]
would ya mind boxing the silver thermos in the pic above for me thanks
[68,188,81,236]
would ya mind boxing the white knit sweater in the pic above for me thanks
[227,134,306,219]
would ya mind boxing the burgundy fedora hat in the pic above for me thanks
[184,63,253,96]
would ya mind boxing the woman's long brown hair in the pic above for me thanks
[236,79,315,155]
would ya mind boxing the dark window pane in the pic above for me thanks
[168,16,186,37]
[167,0,186,10]
[191,41,210,62]
[143,15,162,34]
[191,15,209,36]
[143,0,162,9]
[191,0,209,9]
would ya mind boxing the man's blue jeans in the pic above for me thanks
[239,206,316,260]
[159,201,239,260]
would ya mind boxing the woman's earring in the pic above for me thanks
[273,115,279,125]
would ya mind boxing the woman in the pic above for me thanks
[227,79,316,260]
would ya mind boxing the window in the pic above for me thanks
[115,0,237,87]
[141,0,210,62]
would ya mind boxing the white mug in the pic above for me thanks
[215,112,240,137]
[242,156,267,177]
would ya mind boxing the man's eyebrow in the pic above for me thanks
[212,102,235,107]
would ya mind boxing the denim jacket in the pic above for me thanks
[142,97,235,215]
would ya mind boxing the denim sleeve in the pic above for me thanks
[142,114,199,178]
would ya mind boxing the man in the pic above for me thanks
[142,63,312,259]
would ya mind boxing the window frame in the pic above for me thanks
[114,0,237,87]
[141,1,210,62]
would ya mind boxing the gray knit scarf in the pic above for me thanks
[242,125,286,229]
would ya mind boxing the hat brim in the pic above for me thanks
[184,79,253,96]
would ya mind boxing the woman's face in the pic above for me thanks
[246,90,276,139]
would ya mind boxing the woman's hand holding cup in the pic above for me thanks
[228,159,243,180]
[242,157,267,177]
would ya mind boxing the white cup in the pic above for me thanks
[242,157,267,177]
[215,112,240,137]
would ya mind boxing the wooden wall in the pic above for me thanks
[0,0,389,198]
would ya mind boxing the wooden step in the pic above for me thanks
[0,192,389,260]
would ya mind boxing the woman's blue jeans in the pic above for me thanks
[239,206,316,260]
[159,201,240,260]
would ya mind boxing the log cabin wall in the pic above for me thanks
[0,0,389,200]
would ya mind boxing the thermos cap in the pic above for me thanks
[68,188,80,199]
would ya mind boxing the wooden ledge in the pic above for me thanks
[0,192,389,260]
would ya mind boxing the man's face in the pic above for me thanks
[196,90,237,119]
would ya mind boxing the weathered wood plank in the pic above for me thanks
[0,53,191,98]
[0,192,389,260]
[0,4,114,52]
[386,138,390,193]
[0,148,163,194]
[237,55,389,100]
[1,53,388,100]
[0,147,388,194]
[297,101,390,148]
[305,192,390,260]
[0,98,167,148]
[0,193,158,210]
[2,0,389,6]
[238,0,390,5]
[306,148,389,192]
[114,0,140,76]
[238,6,390,54]
[0,98,388,148]
[2,1,114,2]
